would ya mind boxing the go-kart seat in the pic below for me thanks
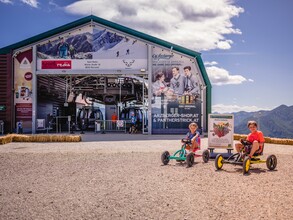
[241,139,264,156]
[253,144,264,156]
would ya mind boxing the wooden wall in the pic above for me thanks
[0,53,13,133]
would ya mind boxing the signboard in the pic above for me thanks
[15,103,32,120]
[208,114,234,148]
[41,60,72,69]
[36,24,147,72]
[151,47,203,133]
[37,119,45,129]
[95,121,101,132]
[116,120,124,128]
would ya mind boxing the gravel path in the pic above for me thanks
[0,134,293,219]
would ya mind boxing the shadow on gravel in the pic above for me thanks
[214,167,267,175]
[248,168,267,174]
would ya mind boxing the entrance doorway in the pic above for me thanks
[36,74,148,134]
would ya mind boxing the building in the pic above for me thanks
[0,15,211,134]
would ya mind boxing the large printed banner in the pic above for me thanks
[151,48,203,133]
[36,25,147,71]
[208,114,234,148]
[14,49,33,132]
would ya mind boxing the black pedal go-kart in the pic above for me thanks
[215,139,277,175]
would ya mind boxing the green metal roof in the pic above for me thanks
[0,15,211,115]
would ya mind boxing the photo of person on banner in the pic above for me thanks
[152,71,174,98]
[57,37,69,59]
[183,66,200,99]
[170,67,185,96]
[69,44,76,59]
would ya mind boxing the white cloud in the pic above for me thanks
[64,0,244,51]
[0,0,13,3]
[217,40,233,50]
[20,0,39,8]
[0,0,39,7]
[206,66,249,85]
[212,104,269,114]
[47,0,62,10]
[49,0,58,7]
[205,61,253,86]
[204,61,218,66]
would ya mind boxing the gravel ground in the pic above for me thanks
[0,134,293,220]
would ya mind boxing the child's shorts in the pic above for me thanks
[186,144,200,152]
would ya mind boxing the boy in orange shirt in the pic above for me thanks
[235,121,265,158]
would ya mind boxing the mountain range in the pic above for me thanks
[92,29,124,52]
[232,105,293,138]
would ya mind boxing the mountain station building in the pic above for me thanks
[0,15,211,135]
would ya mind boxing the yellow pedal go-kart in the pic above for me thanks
[215,139,277,175]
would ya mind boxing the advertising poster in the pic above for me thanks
[208,114,234,148]
[37,119,45,129]
[151,47,203,133]
[15,103,32,132]
[36,25,147,71]
[14,49,33,132]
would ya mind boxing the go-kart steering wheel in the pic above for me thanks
[240,139,252,146]
[181,138,192,144]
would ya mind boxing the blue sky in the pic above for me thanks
[1,0,292,113]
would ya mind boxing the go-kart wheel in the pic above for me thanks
[243,157,251,174]
[202,149,210,163]
[186,153,194,167]
[215,154,223,170]
[161,151,170,165]
[266,154,277,170]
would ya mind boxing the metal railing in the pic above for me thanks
[95,120,129,133]
[56,116,71,133]
[45,118,131,134]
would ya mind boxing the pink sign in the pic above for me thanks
[42,60,72,69]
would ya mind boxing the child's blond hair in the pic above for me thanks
[189,122,198,129]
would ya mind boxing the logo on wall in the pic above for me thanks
[24,72,33,81]
[20,57,31,69]
[123,59,135,68]
[152,54,174,61]
[42,60,72,69]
